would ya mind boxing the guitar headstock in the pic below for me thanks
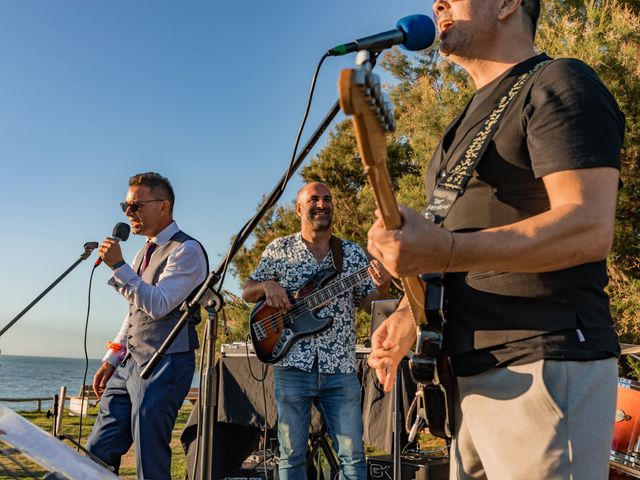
[339,67,395,168]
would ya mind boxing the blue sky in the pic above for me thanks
[0,0,434,359]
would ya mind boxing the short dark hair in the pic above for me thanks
[129,172,175,211]
[521,0,541,39]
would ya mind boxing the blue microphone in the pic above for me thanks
[328,14,436,57]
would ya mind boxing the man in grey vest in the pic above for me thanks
[87,172,208,479]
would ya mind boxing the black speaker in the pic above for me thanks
[367,454,449,480]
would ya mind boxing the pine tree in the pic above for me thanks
[231,1,640,363]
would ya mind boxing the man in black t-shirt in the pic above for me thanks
[367,1,624,479]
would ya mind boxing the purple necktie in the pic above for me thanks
[140,241,157,275]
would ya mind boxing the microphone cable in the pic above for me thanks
[216,52,331,294]
[279,52,329,195]
[77,263,98,450]
[243,335,270,480]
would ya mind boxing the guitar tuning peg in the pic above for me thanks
[367,76,381,100]
[386,105,395,120]
[380,103,389,118]
[365,87,376,101]
[373,96,384,112]
[385,102,395,118]
[366,73,380,90]
[355,69,367,87]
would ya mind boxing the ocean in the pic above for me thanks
[0,355,102,412]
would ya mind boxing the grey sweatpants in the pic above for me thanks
[450,358,618,480]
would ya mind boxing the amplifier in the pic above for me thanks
[367,454,449,480]
[222,450,278,480]
[356,344,372,357]
[221,342,256,357]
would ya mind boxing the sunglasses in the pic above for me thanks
[120,199,165,213]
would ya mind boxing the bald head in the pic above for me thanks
[296,182,331,203]
[295,182,334,232]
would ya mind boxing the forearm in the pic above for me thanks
[242,279,267,303]
[448,168,619,273]
[384,168,619,276]
[449,202,614,273]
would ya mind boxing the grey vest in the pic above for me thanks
[126,231,207,366]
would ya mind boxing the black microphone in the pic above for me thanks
[94,222,131,267]
[328,14,436,57]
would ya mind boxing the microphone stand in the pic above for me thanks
[393,368,402,480]
[0,242,99,338]
[141,99,344,480]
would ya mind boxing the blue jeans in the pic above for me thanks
[274,365,366,480]
[87,351,194,480]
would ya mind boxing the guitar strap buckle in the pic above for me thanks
[425,186,459,226]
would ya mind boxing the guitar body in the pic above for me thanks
[249,269,340,364]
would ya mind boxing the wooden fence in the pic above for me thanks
[0,396,57,412]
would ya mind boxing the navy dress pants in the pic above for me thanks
[87,351,194,480]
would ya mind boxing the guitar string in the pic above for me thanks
[253,267,371,333]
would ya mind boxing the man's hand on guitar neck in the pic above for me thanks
[367,205,453,277]
[360,259,393,314]
[368,259,392,294]
[368,297,417,392]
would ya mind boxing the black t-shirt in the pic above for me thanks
[424,54,625,376]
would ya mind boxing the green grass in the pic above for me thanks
[1,405,446,479]
[0,404,192,479]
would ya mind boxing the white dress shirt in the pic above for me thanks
[103,221,207,366]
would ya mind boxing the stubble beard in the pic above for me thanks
[439,27,474,58]
[307,211,333,231]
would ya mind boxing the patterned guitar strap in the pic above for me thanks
[415,59,552,440]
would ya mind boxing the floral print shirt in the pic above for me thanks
[249,233,375,373]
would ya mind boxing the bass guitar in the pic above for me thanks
[250,265,370,364]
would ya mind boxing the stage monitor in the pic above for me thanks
[370,298,400,341]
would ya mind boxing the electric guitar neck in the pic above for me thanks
[338,63,427,326]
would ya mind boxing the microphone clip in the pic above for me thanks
[81,242,99,261]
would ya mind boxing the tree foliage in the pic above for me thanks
[230,1,640,359]
[533,1,640,354]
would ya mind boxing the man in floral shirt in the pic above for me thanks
[243,182,390,480]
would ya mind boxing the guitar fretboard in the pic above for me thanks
[304,267,370,310]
